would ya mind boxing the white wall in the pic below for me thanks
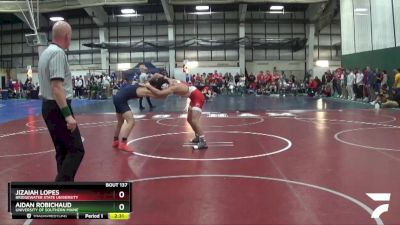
[395,0,400,46]
[341,0,398,54]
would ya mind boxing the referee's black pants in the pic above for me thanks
[139,97,153,108]
[42,100,85,182]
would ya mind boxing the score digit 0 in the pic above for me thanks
[119,191,125,198]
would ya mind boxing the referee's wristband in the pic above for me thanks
[61,106,72,118]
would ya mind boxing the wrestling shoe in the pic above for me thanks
[112,140,119,148]
[193,139,208,150]
[118,142,134,152]
[190,135,200,143]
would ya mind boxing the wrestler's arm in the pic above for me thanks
[145,83,175,97]
[137,87,165,99]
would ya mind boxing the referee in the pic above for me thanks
[38,21,85,182]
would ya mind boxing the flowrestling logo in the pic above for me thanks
[366,193,391,219]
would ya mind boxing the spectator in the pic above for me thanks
[74,76,83,99]
[308,77,319,97]
[325,71,333,96]
[376,70,383,94]
[257,71,266,91]
[103,75,110,98]
[248,73,256,90]
[366,66,377,102]
[355,69,364,100]
[138,65,155,110]
[333,69,342,97]
[234,73,240,85]
[347,69,355,100]
[14,80,21,99]
[237,75,246,96]
[340,69,347,99]
[185,74,190,83]
[381,70,388,91]
[321,72,327,91]
[394,68,400,99]
[373,93,399,109]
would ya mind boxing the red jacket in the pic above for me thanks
[309,80,318,89]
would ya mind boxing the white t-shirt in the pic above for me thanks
[355,72,364,85]
[347,72,355,86]
[75,79,83,88]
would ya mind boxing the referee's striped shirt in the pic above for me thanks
[38,43,73,100]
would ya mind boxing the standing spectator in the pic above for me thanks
[362,67,369,101]
[8,79,13,91]
[394,68,400,99]
[340,69,347,99]
[376,70,383,94]
[72,77,76,97]
[273,72,281,92]
[14,80,21,99]
[347,69,355,100]
[138,65,155,110]
[191,74,196,84]
[355,69,364,100]
[381,70,388,91]
[266,71,273,88]
[321,72,327,91]
[38,21,85,182]
[333,69,342,97]
[75,76,83,99]
[366,66,377,102]
[102,75,110,98]
[25,79,34,99]
[234,73,240,85]
[185,74,190,83]
[325,71,333,96]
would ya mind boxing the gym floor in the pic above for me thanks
[1,95,399,225]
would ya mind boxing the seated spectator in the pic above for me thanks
[248,82,257,94]
[227,79,235,95]
[308,77,319,97]
[373,92,399,109]
[202,86,214,101]
[236,75,246,96]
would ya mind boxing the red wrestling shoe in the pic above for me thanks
[118,142,134,152]
[112,140,120,148]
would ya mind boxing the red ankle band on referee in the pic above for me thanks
[61,106,72,117]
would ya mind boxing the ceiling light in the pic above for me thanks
[49,16,64,22]
[121,8,136,14]
[188,11,213,15]
[270,5,284,10]
[268,11,284,14]
[118,14,139,17]
[354,8,368,12]
[196,5,210,11]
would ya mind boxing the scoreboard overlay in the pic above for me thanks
[8,182,132,220]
